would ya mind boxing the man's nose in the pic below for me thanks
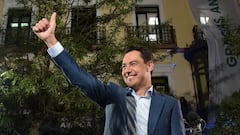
[123,65,132,73]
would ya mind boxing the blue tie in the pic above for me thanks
[127,95,136,135]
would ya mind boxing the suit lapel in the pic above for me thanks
[148,91,165,135]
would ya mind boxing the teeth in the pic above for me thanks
[127,76,133,81]
[125,73,135,81]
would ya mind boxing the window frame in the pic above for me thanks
[5,8,31,46]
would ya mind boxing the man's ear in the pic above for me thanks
[147,60,154,72]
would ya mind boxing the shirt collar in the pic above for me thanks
[127,86,153,98]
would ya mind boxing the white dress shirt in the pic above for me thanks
[129,86,153,135]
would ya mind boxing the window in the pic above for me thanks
[200,16,209,25]
[135,7,160,41]
[136,7,160,26]
[71,6,100,45]
[152,76,170,94]
[152,64,176,95]
[5,8,31,46]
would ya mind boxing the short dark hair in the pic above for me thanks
[124,46,153,63]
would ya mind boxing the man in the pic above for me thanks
[32,12,185,135]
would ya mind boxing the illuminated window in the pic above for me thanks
[135,6,160,42]
[136,7,160,26]
[148,17,159,25]
[5,8,31,46]
[200,16,209,25]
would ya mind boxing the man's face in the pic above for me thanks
[122,50,153,90]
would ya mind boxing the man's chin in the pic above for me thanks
[126,83,136,89]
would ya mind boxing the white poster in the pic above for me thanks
[188,0,240,125]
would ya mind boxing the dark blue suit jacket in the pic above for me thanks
[52,50,185,135]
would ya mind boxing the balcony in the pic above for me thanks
[0,25,106,49]
[66,25,106,47]
[125,25,177,49]
[0,27,39,55]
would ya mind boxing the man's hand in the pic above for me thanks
[32,12,58,48]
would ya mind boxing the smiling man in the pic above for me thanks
[32,12,185,135]
[122,48,154,96]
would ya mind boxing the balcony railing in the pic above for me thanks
[125,25,177,48]
[0,26,106,47]
[2,25,174,48]
[0,28,37,47]
[66,26,106,46]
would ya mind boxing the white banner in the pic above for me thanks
[188,0,240,125]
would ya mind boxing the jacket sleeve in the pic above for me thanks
[52,50,121,108]
[171,100,186,135]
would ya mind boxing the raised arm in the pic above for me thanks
[31,12,122,108]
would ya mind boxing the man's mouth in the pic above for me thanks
[126,74,136,81]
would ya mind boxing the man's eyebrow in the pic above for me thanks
[130,60,137,63]
[122,60,138,65]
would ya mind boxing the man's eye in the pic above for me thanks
[130,62,137,66]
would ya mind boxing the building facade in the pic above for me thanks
[0,0,209,120]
